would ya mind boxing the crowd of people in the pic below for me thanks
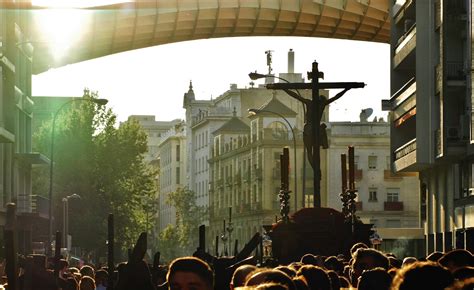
[2,242,474,290]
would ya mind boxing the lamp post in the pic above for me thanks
[48,95,108,255]
[62,193,81,250]
[248,108,298,213]
[249,72,307,209]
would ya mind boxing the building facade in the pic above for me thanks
[157,121,187,233]
[127,115,181,163]
[183,50,330,251]
[0,7,51,254]
[327,117,423,257]
[387,0,474,253]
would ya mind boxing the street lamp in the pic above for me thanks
[249,71,309,209]
[48,95,108,255]
[62,193,81,250]
[248,108,298,213]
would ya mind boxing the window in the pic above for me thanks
[269,121,288,140]
[369,188,378,202]
[387,188,400,202]
[354,156,360,169]
[176,144,180,162]
[368,155,377,170]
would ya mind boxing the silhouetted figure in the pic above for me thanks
[296,265,330,290]
[283,88,350,167]
[79,276,95,290]
[439,249,474,273]
[357,267,392,290]
[245,269,296,290]
[292,277,309,290]
[452,266,474,280]
[402,257,417,268]
[166,257,214,290]
[350,248,389,287]
[230,264,257,289]
[426,251,444,262]
[326,270,340,290]
[391,261,454,290]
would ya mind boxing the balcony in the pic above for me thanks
[251,202,262,211]
[31,195,49,219]
[394,25,416,68]
[394,139,417,172]
[384,201,404,211]
[234,171,241,185]
[225,177,233,187]
[391,78,416,127]
[216,179,224,188]
[446,61,467,86]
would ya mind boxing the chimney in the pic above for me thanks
[288,49,294,73]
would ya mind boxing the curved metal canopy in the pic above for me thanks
[25,0,390,74]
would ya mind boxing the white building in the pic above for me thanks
[157,121,187,232]
[127,115,181,163]
[327,114,423,256]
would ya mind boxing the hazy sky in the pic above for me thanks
[33,36,390,123]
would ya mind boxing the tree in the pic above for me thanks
[33,90,157,259]
[158,187,206,261]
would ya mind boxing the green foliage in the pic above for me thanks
[158,187,206,261]
[33,90,157,258]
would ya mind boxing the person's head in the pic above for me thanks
[79,275,96,290]
[245,269,296,290]
[296,265,330,290]
[452,266,474,280]
[300,254,318,266]
[350,242,369,258]
[95,269,108,286]
[292,277,309,290]
[402,257,417,268]
[255,283,289,290]
[357,267,391,290]
[66,276,79,290]
[275,266,296,278]
[326,270,340,290]
[324,256,343,274]
[388,256,402,269]
[391,261,454,290]
[167,256,214,290]
[439,249,474,273]
[350,248,389,286]
[231,264,258,289]
[80,265,95,279]
[426,251,444,262]
[59,259,69,272]
[447,277,474,290]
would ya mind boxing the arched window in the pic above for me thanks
[269,121,288,140]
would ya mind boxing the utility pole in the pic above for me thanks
[266,61,365,208]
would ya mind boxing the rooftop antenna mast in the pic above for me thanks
[265,50,274,75]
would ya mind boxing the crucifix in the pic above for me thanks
[266,61,365,208]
